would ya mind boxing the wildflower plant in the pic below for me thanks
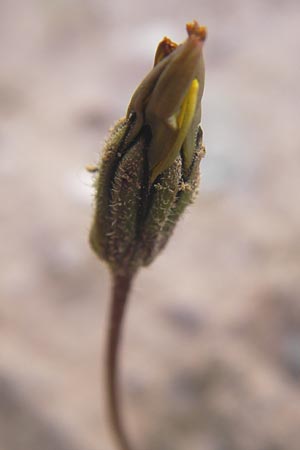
[89,20,206,450]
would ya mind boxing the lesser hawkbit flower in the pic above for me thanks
[90,20,206,275]
[89,21,206,450]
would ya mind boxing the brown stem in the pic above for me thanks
[105,271,135,450]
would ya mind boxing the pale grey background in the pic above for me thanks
[1,0,300,449]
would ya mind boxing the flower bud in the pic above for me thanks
[89,21,206,274]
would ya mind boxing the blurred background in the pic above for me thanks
[1,0,300,449]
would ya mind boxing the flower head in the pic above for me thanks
[89,21,206,274]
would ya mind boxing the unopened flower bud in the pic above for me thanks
[89,21,206,275]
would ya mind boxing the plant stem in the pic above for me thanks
[105,270,135,450]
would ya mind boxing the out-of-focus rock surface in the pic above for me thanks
[1,0,300,449]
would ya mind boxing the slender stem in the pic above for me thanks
[105,271,135,450]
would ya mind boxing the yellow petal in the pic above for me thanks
[150,79,199,183]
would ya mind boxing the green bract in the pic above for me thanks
[90,21,206,275]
